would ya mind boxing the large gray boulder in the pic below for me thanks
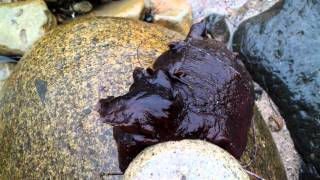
[233,0,320,177]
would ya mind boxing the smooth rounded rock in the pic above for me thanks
[233,0,320,177]
[0,0,57,55]
[89,0,144,19]
[72,1,92,14]
[0,17,183,179]
[125,140,249,180]
[143,0,192,35]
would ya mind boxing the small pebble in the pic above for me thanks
[72,1,93,14]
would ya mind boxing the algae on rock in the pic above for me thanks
[241,106,287,180]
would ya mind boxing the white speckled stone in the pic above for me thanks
[125,140,249,180]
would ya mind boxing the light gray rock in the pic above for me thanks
[72,1,92,14]
[0,62,15,91]
[125,140,249,180]
[0,0,56,55]
[187,0,281,46]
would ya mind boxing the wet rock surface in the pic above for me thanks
[233,0,320,177]
[205,13,230,43]
[0,0,57,55]
[241,106,288,180]
[254,83,301,180]
[0,0,302,179]
[125,140,249,180]
[99,21,254,171]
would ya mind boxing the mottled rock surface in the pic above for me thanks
[125,140,249,180]
[0,17,183,179]
[0,0,56,55]
[233,0,320,177]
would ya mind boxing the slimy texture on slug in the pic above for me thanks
[98,20,254,172]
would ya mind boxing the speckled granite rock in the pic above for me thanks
[0,17,183,179]
[143,0,192,35]
[89,0,144,19]
[233,0,320,177]
[125,140,249,180]
[0,0,57,55]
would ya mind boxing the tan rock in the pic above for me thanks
[144,0,192,35]
[0,0,57,55]
[89,0,144,19]
[125,140,249,180]
[0,17,183,179]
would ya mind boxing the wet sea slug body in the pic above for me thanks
[98,20,254,171]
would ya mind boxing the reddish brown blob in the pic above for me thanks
[98,20,254,172]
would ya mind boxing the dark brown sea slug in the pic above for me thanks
[98,20,254,172]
